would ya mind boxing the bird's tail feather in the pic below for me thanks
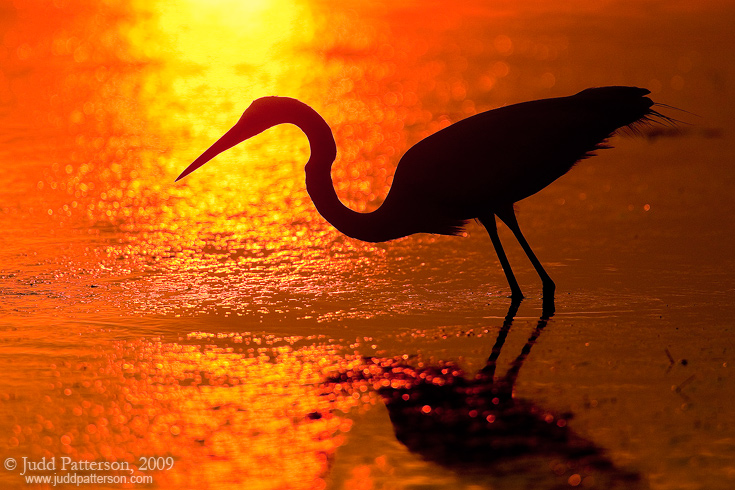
[574,86,682,143]
[431,219,471,236]
[574,86,655,130]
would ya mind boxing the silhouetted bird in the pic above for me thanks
[177,86,661,299]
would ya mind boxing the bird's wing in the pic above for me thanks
[390,92,649,219]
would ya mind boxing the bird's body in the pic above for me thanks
[177,86,657,299]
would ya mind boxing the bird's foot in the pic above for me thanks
[541,294,555,318]
[541,281,556,317]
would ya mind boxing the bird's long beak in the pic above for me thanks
[175,123,247,182]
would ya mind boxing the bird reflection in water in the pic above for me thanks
[177,87,668,300]
[329,300,646,489]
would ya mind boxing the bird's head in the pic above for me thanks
[175,97,285,182]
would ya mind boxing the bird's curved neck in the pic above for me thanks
[280,99,402,242]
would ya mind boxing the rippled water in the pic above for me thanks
[1,0,734,489]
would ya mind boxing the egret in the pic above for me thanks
[176,86,661,299]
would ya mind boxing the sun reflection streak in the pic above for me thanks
[3,0,584,321]
[5,329,370,489]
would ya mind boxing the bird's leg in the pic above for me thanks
[495,206,556,298]
[479,215,523,300]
